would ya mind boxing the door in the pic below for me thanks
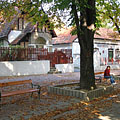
[108,49,113,62]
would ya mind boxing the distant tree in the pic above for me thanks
[96,0,120,34]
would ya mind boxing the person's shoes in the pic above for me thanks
[112,82,117,85]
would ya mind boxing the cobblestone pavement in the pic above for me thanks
[0,69,119,83]
[0,71,120,120]
[0,72,80,120]
[93,93,120,120]
[0,72,80,84]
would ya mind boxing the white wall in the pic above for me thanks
[30,32,52,45]
[3,40,9,47]
[94,50,100,69]
[72,39,80,55]
[8,30,21,43]
[0,60,50,77]
[72,41,80,68]
[52,44,72,52]
[55,64,74,73]
[94,40,120,64]
[72,39,120,69]
[94,64,120,71]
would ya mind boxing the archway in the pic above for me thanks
[35,37,46,48]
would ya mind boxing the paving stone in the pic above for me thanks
[0,71,120,120]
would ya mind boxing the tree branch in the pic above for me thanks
[99,10,120,34]
[109,16,120,34]
[71,0,84,49]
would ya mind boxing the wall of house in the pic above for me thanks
[0,37,9,47]
[3,40,9,47]
[52,37,120,71]
[94,64,120,71]
[52,43,79,68]
[71,38,120,70]
[30,32,52,51]
[94,49,101,69]
[72,40,80,68]
[94,39,120,65]
[52,44,72,52]
[0,60,50,76]
[8,30,21,43]
[55,64,74,73]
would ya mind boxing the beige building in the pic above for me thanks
[0,14,56,51]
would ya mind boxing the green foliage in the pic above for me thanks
[1,0,120,33]
[0,0,56,29]
[0,0,17,22]
[96,0,120,33]
[9,45,24,49]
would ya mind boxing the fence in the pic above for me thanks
[0,47,73,67]
[38,49,73,67]
[0,47,48,61]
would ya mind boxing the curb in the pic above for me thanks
[48,83,114,101]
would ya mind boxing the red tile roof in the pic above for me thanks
[52,27,77,44]
[52,27,120,44]
[94,28,120,40]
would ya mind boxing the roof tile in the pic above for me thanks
[52,27,120,44]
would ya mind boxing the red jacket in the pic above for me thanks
[104,68,110,76]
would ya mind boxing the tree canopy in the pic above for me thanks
[96,0,120,34]
[1,0,120,32]
[0,0,120,90]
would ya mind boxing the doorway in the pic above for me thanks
[108,49,113,62]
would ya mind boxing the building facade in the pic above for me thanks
[0,14,57,52]
[52,28,120,69]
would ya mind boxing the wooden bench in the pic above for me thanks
[95,71,112,83]
[0,79,41,102]
[95,72,105,82]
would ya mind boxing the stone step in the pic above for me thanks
[50,67,56,70]
[48,67,62,74]
[48,71,62,74]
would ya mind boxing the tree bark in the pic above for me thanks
[80,28,96,90]
[109,16,120,34]
[72,0,96,90]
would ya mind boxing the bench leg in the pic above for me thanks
[0,92,1,109]
[38,86,41,99]
[0,92,1,102]
[31,92,33,98]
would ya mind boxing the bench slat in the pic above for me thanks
[1,89,39,97]
[0,80,32,87]
[95,72,104,75]
[94,72,104,83]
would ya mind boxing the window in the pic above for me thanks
[108,49,113,62]
[115,49,120,61]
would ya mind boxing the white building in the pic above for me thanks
[52,27,120,70]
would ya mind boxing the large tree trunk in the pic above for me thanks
[72,0,96,90]
[80,28,95,90]
[80,0,96,90]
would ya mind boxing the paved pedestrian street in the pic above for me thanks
[0,71,120,120]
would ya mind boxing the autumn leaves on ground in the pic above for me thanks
[0,76,120,120]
